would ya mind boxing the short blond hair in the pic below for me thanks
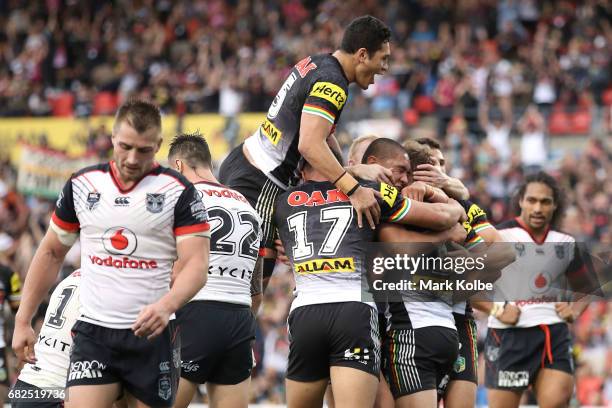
[348,134,379,164]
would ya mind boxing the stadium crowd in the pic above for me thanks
[0,0,610,126]
[0,0,610,406]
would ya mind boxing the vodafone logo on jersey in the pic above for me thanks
[102,227,137,256]
[91,227,157,269]
[529,271,551,294]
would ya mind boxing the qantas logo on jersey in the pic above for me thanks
[288,189,349,207]
[309,82,347,110]
[102,227,137,255]
[261,118,282,145]
[294,257,355,274]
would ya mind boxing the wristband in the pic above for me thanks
[346,183,360,197]
[335,172,358,194]
[332,170,347,185]
[490,302,505,318]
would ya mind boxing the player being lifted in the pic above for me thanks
[12,100,211,408]
[168,133,262,408]
[275,143,466,408]
[220,15,394,288]
[483,172,597,408]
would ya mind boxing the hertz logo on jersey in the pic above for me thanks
[294,257,355,274]
[261,118,282,145]
[467,204,485,222]
[379,183,398,207]
[309,82,347,110]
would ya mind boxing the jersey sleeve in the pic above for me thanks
[9,271,21,303]
[463,200,493,235]
[51,178,79,233]
[302,74,348,125]
[362,181,412,222]
[566,242,601,296]
[173,184,211,237]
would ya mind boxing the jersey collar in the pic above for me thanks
[515,216,550,245]
[109,161,160,193]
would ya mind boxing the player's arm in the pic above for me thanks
[13,177,78,363]
[134,235,209,339]
[472,301,521,325]
[378,223,467,257]
[299,83,380,229]
[390,198,466,231]
[14,227,72,363]
[250,257,263,314]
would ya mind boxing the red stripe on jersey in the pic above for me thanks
[51,212,80,232]
[174,222,211,236]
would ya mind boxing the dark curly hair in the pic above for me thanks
[512,171,566,229]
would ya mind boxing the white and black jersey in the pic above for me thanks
[51,161,210,329]
[192,181,262,307]
[19,271,81,389]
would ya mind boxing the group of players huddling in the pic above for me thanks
[8,15,596,408]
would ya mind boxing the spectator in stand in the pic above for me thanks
[519,104,547,171]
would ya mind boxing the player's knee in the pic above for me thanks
[537,387,572,408]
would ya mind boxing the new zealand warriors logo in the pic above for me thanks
[146,193,165,213]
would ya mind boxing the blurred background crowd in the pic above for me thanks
[0,0,610,406]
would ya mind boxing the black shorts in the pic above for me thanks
[176,301,255,385]
[287,302,380,382]
[67,320,181,407]
[9,379,63,408]
[218,144,284,250]
[485,323,573,391]
[384,326,459,398]
[0,347,9,386]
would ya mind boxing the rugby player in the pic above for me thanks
[0,260,21,405]
[275,144,466,408]
[403,139,512,408]
[483,172,596,408]
[11,270,81,408]
[219,15,393,289]
[168,133,262,408]
[12,100,211,408]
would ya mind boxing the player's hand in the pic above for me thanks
[555,302,576,323]
[402,181,429,202]
[12,320,37,364]
[413,164,449,189]
[498,304,521,325]
[449,199,468,222]
[349,186,381,229]
[347,164,393,184]
[274,239,290,266]
[447,223,468,244]
[132,302,172,340]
